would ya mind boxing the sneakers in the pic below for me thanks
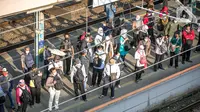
[118,85,121,88]
[99,95,104,99]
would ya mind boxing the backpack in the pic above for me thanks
[19,87,32,103]
[74,65,84,83]
[53,75,63,90]
[124,40,131,51]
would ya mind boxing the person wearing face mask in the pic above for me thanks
[143,11,155,44]
[195,25,200,52]
[48,55,64,77]
[95,46,107,63]
[60,33,74,75]
[105,33,114,63]
[169,32,182,68]
[182,25,195,64]
[21,47,34,73]
[16,79,32,112]
[134,45,147,83]
[105,3,116,28]
[95,27,105,51]
[154,34,168,72]
[132,15,144,47]
[164,19,179,41]
[158,6,169,31]
[46,68,62,112]
[119,29,129,61]
[113,52,123,88]
[21,47,34,86]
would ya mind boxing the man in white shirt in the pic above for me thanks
[99,59,120,99]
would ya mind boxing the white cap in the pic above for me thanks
[2,68,7,72]
[136,15,141,21]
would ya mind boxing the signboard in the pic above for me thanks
[93,0,118,8]
[0,0,66,17]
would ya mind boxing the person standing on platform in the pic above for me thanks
[182,25,195,64]
[80,50,90,91]
[0,67,15,110]
[92,53,105,87]
[154,34,168,71]
[134,45,147,83]
[143,11,155,44]
[99,59,120,99]
[195,26,200,52]
[113,52,123,88]
[16,79,32,112]
[43,46,53,79]
[21,47,34,85]
[0,85,5,112]
[105,3,116,28]
[132,15,144,47]
[70,58,87,101]
[169,32,182,68]
[61,33,74,75]
[29,65,42,105]
[119,29,129,61]
[46,68,62,112]
[164,19,179,41]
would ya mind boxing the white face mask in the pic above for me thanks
[53,72,57,76]
[140,45,144,50]
[25,51,29,54]
[174,20,177,23]
[145,38,148,42]
[86,38,89,42]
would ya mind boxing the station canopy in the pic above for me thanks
[0,0,68,18]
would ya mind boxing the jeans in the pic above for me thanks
[48,87,61,111]
[74,82,86,100]
[6,90,15,108]
[182,43,192,62]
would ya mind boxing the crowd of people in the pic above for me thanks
[0,1,199,112]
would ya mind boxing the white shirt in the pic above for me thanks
[70,64,87,83]
[95,34,103,45]
[103,64,120,79]
[135,50,146,67]
[48,61,63,71]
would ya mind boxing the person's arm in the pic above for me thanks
[70,66,75,83]
[164,22,170,35]
[21,55,26,70]
[156,38,164,46]
[46,77,54,87]
[190,30,195,40]
[81,65,87,81]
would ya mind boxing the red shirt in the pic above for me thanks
[143,14,153,29]
[182,30,195,44]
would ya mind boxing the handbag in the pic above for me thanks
[124,40,131,51]
[170,39,179,52]
[110,65,117,81]
[186,39,193,45]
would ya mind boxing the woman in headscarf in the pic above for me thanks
[119,29,129,61]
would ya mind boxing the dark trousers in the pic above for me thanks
[170,52,179,67]
[135,66,144,81]
[102,83,115,97]
[154,54,164,71]
[30,87,41,105]
[115,80,120,87]
[92,69,103,86]
[182,43,192,62]
[0,104,4,112]
[73,82,86,100]
[120,55,126,62]
[148,28,155,44]
[17,103,28,112]
[65,56,71,75]
[196,32,200,51]
[44,60,50,79]
[132,33,139,47]
[24,67,31,86]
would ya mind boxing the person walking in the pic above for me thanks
[16,79,32,112]
[169,32,182,68]
[135,45,147,82]
[70,58,87,101]
[99,59,120,99]
[92,53,105,87]
[46,68,63,112]
[29,65,42,105]
[0,67,15,110]
[154,34,168,71]
[61,33,74,75]
[182,25,195,64]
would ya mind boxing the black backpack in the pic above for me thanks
[53,75,64,90]
[19,87,32,103]
[74,65,84,83]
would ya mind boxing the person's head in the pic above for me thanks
[115,52,120,57]
[174,32,180,39]
[120,29,127,38]
[82,49,87,56]
[173,19,177,23]
[51,68,57,76]
[94,53,99,59]
[136,15,141,21]
[54,55,60,63]
[97,45,103,51]
[109,58,116,65]
[64,33,70,39]
[31,64,37,71]
[45,46,49,50]
[18,79,25,87]
[85,37,90,42]
[1,68,8,77]
[75,58,81,65]
[98,27,104,36]
[25,47,30,54]
[186,25,191,32]
[139,45,145,50]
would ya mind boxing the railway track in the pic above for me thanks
[176,100,200,112]
[0,0,162,53]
